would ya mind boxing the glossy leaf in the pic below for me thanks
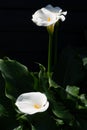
[0,104,8,117]
[49,78,59,88]
[31,125,36,130]
[66,85,80,97]
[13,126,23,130]
[55,118,64,126]
[0,57,34,101]
[52,101,74,122]
[79,94,87,107]
[82,57,87,66]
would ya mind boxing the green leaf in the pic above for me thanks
[31,112,58,130]
[38,63,49,92]
[66,85,80,97]
[31,125,36,130]
[0,57,34,101]
[39,63,46,72]
[38,63,47,81]
[0,104,8,117]
[16,113,28,122]
[82,57,87,72]
[5,81,17,101]
[31,72,39,91]
[13,126,23,130]
[55,118,64,126]
[49,78,59,88]
[52,101,74,123]
[82,57,87,66]
[79,94,87,107]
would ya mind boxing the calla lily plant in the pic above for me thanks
[0,4,87,130]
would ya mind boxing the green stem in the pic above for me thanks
[53,22,59,71]
[47,33,53,76]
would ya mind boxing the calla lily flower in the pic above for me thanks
[15,92,49,115]
[32,4,67,27]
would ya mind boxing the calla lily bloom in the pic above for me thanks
[32,4,67,27]
[15,92,49,115]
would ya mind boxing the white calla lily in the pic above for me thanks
[15,92,49,115]
[32,4,67,26]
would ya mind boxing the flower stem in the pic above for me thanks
[47,33,53,75]
[53,22,59,70]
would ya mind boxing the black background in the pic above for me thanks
[0,0,87,70]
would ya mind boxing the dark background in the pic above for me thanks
[0,0,87,70]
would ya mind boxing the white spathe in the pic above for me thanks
[32,4,67,26]
[15,92,49,115]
